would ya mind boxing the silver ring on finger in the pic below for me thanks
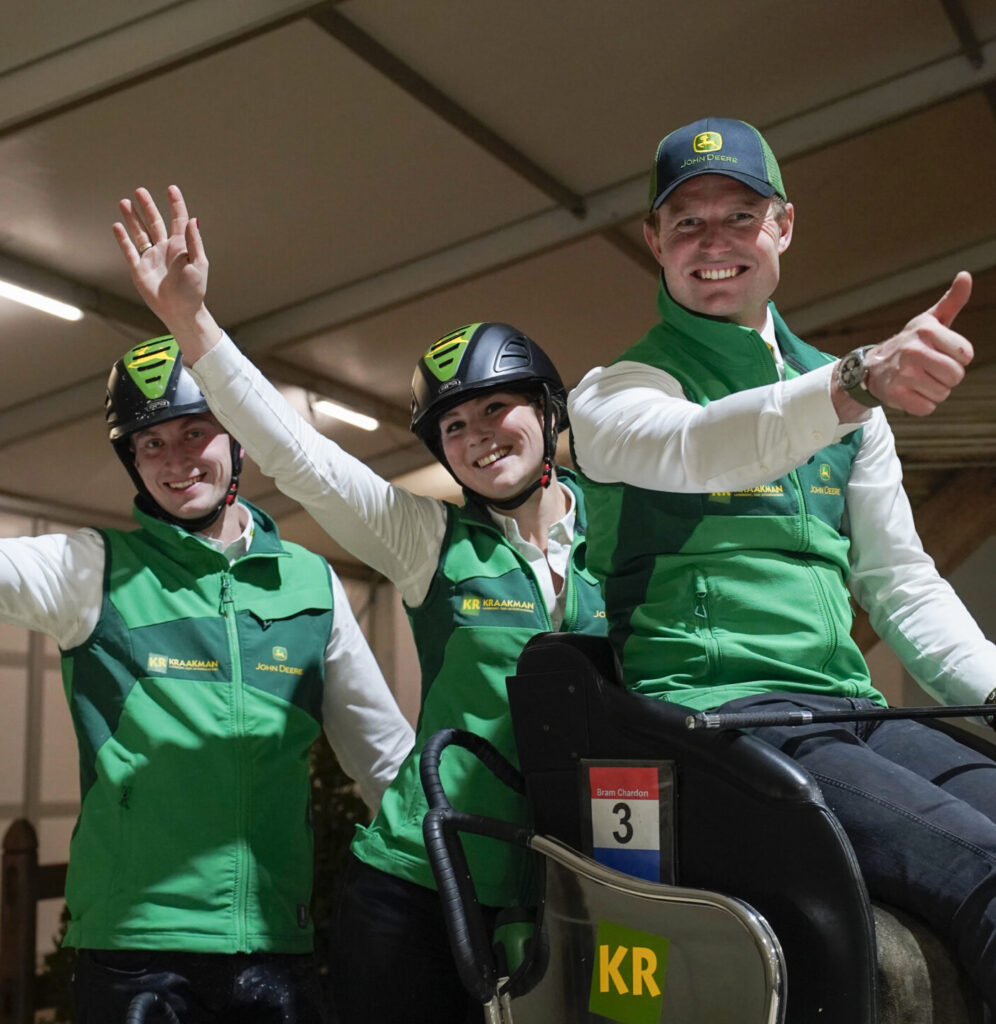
[137,242,154,255]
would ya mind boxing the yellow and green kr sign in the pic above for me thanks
[589,919,669,1024]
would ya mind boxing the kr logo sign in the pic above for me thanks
[589,920,669,1024]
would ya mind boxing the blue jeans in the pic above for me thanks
[72,949,326,1024]
[328,854,497,1024]
[718,693,996,1010]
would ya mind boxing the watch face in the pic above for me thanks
[839,352,864,390]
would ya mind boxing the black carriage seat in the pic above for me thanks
[507,632,985,1024]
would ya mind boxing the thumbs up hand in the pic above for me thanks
[834,271,974,419]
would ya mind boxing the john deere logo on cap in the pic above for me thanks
[693,131,723,153]
[124,336,180,400]
[422,323,482,383]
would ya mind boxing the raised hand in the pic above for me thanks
[112,185,221,361]
[835,272,974,420]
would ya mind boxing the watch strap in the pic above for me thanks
[839,345,882,408]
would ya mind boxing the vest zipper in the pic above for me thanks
[220,571,250,950]
[693,570,722,676]
[559,534,583,631]
[790,468,810,557]
[788,471,841,669]
[520,556,552,631]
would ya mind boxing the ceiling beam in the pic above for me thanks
[936,0,985,68]
[984,78,996,121]
[3,21,994,368]
[0,232,991,454]
[600,227,660,277]
[229,230,996,358]
[0,254,417,443]
[227,41,996,355]
[0,252,162,334]
[0,1,337,139]
[6,16,992,364]
[308,8,586,218]
[784,238,996,335]
[1,42,994,445]
[0,492,133,532]
[256,355,412,431]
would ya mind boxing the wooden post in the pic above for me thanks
[1,819,39,1024]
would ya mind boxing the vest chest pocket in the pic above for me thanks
[799,443,854,530]
[239,602,332,722]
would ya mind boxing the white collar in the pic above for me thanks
[486,483,576,545]
[200,502,255,563]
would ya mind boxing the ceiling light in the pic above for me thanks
[312,397,379,432]
[0,279,84,321]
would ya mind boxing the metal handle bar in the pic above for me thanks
[419,728,532,1005]
[124,992,180,1024]
[687,703,994,732]
[420,727,525,810]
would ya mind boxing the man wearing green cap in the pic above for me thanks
[569,116,996,1007]
[0,337,413,1024]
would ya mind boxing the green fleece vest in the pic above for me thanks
[577,284,882,711]
[351,471,606,907]
[62,501,334,953]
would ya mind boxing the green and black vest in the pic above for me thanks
[576,283,883,711]
[62,501,334,952]
[351,471,606,907]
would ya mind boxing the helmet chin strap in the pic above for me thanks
[482,458,551,511]
[131,437,243,533]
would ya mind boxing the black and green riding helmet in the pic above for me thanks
[105,335,243,531]
[410,322,567,510]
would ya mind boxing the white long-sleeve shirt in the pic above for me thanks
[0,505,414,811]
[569,350,996,708]
[189,334,576,628]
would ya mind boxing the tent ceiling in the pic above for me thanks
[0,0,993,576]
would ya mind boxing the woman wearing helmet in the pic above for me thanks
[114,185,606,1024]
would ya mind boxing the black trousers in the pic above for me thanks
[72,949,326,1024]
[722,693,996,1010]
[328,853,498,1024]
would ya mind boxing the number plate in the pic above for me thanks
[581,761,676,883]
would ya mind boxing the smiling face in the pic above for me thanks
[131,412,236,524]
[437,390,545,501]
[644,175,794,331]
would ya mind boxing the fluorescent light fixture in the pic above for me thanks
[313,397,379,432]
[0,279,84,321]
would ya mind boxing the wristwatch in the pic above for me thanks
[985,687,996,733]
[836,345,881,408]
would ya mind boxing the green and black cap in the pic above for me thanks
[649,117,785,212]
[105,335,242,530]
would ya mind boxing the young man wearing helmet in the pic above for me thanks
[568,117,996,1008]
[0,336,413,1024]
[113,186,606,1023]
